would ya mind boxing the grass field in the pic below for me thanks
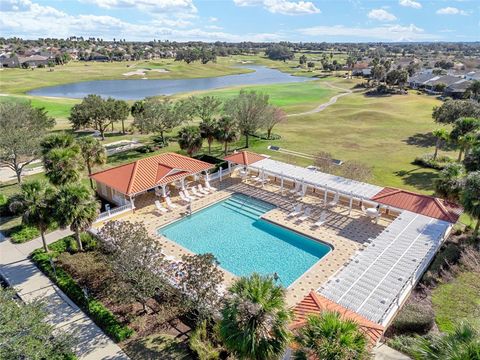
[0,57,454,195]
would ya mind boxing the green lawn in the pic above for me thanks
[432,272,480,333]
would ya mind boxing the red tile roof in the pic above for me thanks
[371,187,461,223]
[224,151,266,166]
[90,153,214,196]
[291,292,384,347]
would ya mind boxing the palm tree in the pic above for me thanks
[293,312,369,360]
[434,163,466,203]
[461,171,480,237]
[10,181,56,252]
[199,119,217,154]
[457,133,477,162]
[432,128,449,161]
[466,80,480,100]
[177,126,203,157]
[219,273,291,360]
[214,116,239,156]
[55,183,100,251]
[77,136,106,189]
[41,133,84,186]
[412,322,480,359]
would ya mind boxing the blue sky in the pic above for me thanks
[0,0,478,42]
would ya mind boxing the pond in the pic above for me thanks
[27,65,313,100]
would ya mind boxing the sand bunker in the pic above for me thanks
[123,68,169,76]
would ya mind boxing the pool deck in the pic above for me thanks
[97,175,392,307]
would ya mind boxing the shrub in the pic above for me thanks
[189,320,221,360]
[391,303,435,335]
[413,154,452,170]
[252,132,282,140]
[10,225,40,243]
[387,335,418,358]
[31,236,133,342]
[0,194,8,216]
[423,242,462,284]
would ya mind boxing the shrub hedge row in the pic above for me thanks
[31,236,134,342]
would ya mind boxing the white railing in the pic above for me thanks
[208,167,232,181]
[94,203,134,223]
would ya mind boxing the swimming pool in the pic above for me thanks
[158,194,331,287]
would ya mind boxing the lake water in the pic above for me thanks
[28,65,313,100]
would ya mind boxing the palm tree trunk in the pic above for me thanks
[458,148,464,162]
[245,134,249,148]
[41,231,48,252]
[208,139,212,154]
[74,230,83,251]
[224,141,228,156]
[121,119,125,134]
[433,139,440,160]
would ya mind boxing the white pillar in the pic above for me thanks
[323,186,328,204]
[205,171,210,183]
[180,178,185,190]
[280,175,284,194]
[161,184,167,197]
[349,194,353,215]
[228,162,231,172]
[219,167,223,182]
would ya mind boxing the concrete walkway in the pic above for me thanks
[0,229,130,360]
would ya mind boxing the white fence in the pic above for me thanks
[208,167,232,181]
[94,203,134,223]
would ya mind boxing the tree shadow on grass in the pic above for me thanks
[404,132,436,148]
[395,168,440,192]
[123,334,191,360]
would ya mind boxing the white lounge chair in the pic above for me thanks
[287,203,303,218]
[179,191,191,203]
[183,189,197,200]
[312,211,328,227]
[155,200,168,213]
[328,193,340,207]
[154,187,163,197]
[197,184,210,194]
[298,207,312,221]
[205,181,217,192]
[165,196,178,210]
[190,187,204,198]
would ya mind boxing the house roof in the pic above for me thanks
[446,79,472,92]
[291,292,384,347]
[90,152,214,196]
[224,151,266,166]
[425,75,463,87]
[371,187,461,223]
[408,72,437,84]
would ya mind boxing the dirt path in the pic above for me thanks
[288,82,354,117]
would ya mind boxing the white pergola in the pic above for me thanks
[246,158,389,214]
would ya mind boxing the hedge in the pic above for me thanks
[391,303,435,335]
[31,236,134,342]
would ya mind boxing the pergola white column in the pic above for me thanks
[323,185,328,204]
[180,178,185,190]
[219,167,223,181]
[227,162,231,172]
[161,184,167,197]
[348,193,353,215]
[280,173,284,195]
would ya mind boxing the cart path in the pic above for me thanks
[288,82,354,117]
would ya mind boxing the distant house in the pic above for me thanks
[0,55,19,68]
[444,79,472,99]
[352,62,372,77]
[407,72,437,89]
[89,53,110,62]
[466,71,480,81]
[18,55,49,67]
[423,75,464,93]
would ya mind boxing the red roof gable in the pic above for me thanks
[371,187,461,223]
[291,292,384,347]
[224,151,266,166]
[90,153,214,196]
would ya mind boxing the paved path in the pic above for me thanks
[0,229,130,360]
[288,82,354,117]
[374,342,411,360]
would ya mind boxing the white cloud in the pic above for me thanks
[367,9,397,22]
[233,0,320,15]
[205,25,223,30]
[298,24,437,41]
[82,0,197,13]
[208,17,219,22]
[0,0,282,42]
[436,7,468,15]
[399,0,421,9]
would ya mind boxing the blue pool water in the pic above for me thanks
[158,194,331,287]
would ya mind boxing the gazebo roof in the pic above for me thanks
[90,152,214,196]
[291,291,384,347]
[223,151,267,166]
[371,187,461,223]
